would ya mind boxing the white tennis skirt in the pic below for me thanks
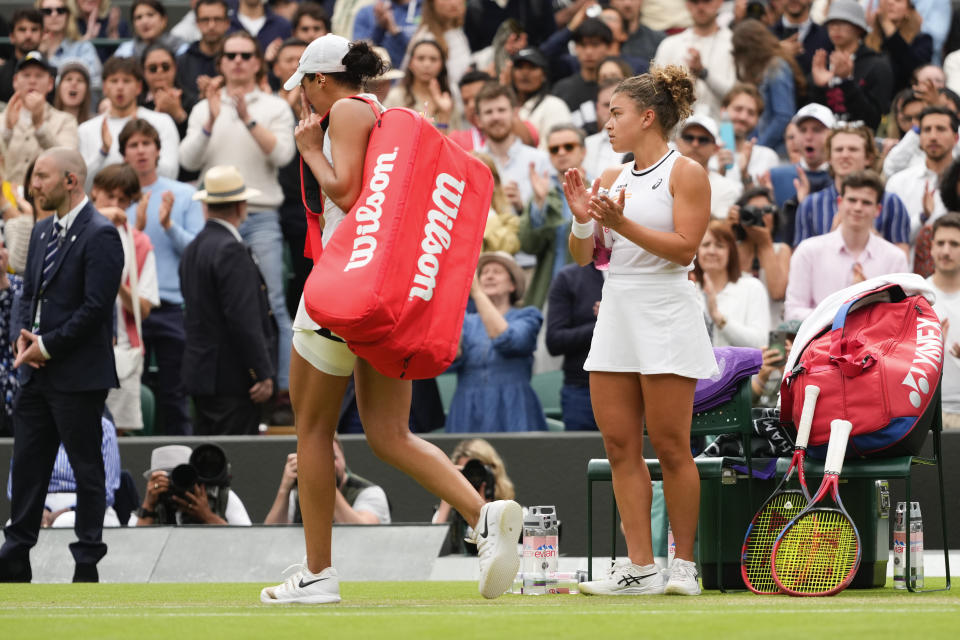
[584,272,719,379]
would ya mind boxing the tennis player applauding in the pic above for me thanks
[564,66,718,596]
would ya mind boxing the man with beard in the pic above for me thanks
[121,118,204,436]
[176,0,232,108]
[793,124,909,253]
[518,124,586,309]
[0,148,123,583]
[716,84,780,186]
[886,107,960,276]
[771,0,832,77]
[476,82,552,215]
[77,57,180,191]
[0,9,43,102]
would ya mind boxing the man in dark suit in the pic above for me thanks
[771,0,832,77]
[180,165,277,436]
[0,148,123,583]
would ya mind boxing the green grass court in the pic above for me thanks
[1,580,957,639]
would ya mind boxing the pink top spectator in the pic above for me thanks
[784,229,909,321]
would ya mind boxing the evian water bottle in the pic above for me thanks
[522,506,559,594]
[893,501,924,590]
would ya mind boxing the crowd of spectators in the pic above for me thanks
[1,0,960,442]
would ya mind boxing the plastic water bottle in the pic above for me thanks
[893,501,924,589]
[522,506,559,595]
[667,522,676,568]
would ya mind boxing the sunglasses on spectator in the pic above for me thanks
[224,52,255,61]
[41,7,69,15]
[549,142,580,155]
[681,133,714,145]
[146,62,172,73]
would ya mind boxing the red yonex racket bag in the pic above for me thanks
[302,98,493,379]
[780,283,943,458]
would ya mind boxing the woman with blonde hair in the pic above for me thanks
[405,0,470,88]
[70,0,129,45]
[731,19,804,155]
[473,152,520,254]
[36,0,103,92]
[865,0,932,94]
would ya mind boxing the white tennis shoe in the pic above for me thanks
[470,500,522,599]
[664,558,701,595]
[579,560,665,595]
[260,565,341,604]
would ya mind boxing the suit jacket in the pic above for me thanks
[17,200,124,391]
[180,220,278,396]
[545,262,603,388]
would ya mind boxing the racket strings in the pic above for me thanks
[773,510,859,594]
[743,491,807,593]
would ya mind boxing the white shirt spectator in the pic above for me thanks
[697,273,771,348]
[518,93,573,151]
[653,26,736,121]
[179,89,296,212]
[885,163,947,243]
[929,276,960,415]
[77,108,181,191]
[709,172,742,219]
[479,136,554,208]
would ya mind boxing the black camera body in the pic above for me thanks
[734,203,779,241]
[158,443,232,524]
[460,459,496,502]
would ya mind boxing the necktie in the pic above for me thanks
[42,220,63,289]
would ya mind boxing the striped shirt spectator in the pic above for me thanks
[793,183,911,249]
[7,417,121,507]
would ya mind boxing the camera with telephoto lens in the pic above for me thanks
[159,443,232,524]
[460,459,495,502]
[745,0,768,20]
[733,203,779,241]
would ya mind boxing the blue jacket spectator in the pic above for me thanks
[446,252,546,433]
[230,0,291,51]
[352,0,421,69]
[545,262,603,431]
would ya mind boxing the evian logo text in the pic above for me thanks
[901,316,943,408]
[408,173,466,301]
[343,147,399,272]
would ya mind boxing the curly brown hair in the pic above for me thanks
[731,19,806,98]
[613,65,696,137]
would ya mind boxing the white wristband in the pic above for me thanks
[571,219,595,239]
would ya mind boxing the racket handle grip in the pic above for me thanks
[796,385,820,449]
[825,419,853,475]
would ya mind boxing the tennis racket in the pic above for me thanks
[770,419,862,597]
[740,384,819,594]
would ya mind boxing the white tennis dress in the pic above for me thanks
[583,149,719,378]
[291,94,385,376]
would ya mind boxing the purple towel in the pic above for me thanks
[693,347,763,413]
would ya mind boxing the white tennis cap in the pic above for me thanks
[284,34,350,91]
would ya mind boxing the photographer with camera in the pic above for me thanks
[136,444,251,526]
[263,437,390,525]
[727,186,792,327]
[432,439,515,525]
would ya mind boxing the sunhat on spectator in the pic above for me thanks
[193,166,261,204]
[142,445,192,478]
[477,251,526,303]
[824,0,869,34]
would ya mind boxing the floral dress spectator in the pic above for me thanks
[0,248,23,437]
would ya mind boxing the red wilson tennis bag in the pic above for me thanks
[302,98,493,379]
[780,284,943,458]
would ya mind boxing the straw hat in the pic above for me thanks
[477,251,526,303]
[192,166,261,204]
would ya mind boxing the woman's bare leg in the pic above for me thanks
[354,359,485,526]
[589,371,654,566]
[640,373,699,562]
[289,348,351,574]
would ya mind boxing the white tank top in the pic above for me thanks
[606,149,691,275]
[320,93,385,248]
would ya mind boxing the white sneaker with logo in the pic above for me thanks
[469,500,522,599]
[579,560,665,595]
[260,565,341,604]
[664,558,701,595]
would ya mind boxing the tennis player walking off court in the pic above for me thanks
[564,66,718,596]
[259,35,521,605]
